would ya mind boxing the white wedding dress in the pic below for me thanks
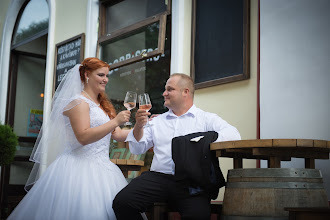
[8,96,128,220]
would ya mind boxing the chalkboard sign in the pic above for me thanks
[54,33,85,90]
[192,0,250,89]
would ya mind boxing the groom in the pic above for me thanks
[113,73,241,220]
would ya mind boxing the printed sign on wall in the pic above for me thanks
[27,109,43,137]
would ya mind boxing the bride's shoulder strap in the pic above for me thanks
[63,95,88,112]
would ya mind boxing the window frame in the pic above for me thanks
[98,0,171,70]
[191,0,250,89]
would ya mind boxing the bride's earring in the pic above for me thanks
[86,77,89,84]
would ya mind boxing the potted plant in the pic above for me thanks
[0,124,18,166]
[0,124,18,219]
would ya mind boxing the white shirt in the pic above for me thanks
[125,105,241,175]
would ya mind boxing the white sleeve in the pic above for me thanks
[206,112,241,142]
[125,128,154,155]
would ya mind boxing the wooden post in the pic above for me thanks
[269,157,281,168]
[233,158,243,169]
[305,158,315,169]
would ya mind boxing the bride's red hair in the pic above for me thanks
[79,57,116,119]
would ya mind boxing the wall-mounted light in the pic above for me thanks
[40,93,44,98]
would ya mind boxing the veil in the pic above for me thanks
[25,64,83,191]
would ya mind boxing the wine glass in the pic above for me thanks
[138,93,152,127]
[123,91,137,126]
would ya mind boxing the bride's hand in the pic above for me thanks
[114,110,131,126]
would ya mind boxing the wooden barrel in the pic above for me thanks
[222,168,329,220]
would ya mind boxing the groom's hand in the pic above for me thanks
[133,109,150,141]
[135,109,150,128]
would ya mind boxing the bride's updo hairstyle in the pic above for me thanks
[79,57,117,119]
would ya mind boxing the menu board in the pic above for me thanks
[54,33,85,90]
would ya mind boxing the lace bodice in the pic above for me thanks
[63,95,112,159]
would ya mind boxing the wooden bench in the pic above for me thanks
[146,201,222,220]
[110,158,144,178]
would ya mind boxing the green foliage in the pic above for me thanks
[13,19,49,45]
[0,124,18,165]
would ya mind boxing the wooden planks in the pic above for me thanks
[211,139,330,169]
[110,159,144,166]
[211,139,273,150]
[211,139,329,150]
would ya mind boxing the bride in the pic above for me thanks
[8,57,137,219]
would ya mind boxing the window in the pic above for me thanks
[12,0,49,47]
[98,0,171,122]
[191,0,250,89]
[98,15,167,69]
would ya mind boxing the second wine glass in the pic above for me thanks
[123,91,137,126]
[138,93,152,127]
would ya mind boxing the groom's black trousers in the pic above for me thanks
[113,171,211,220]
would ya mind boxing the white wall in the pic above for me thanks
[260,0,330,199]
[170,0,192,75]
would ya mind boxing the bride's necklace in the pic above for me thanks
[82,90,100,107]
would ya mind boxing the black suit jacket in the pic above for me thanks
[172,131,226,199]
